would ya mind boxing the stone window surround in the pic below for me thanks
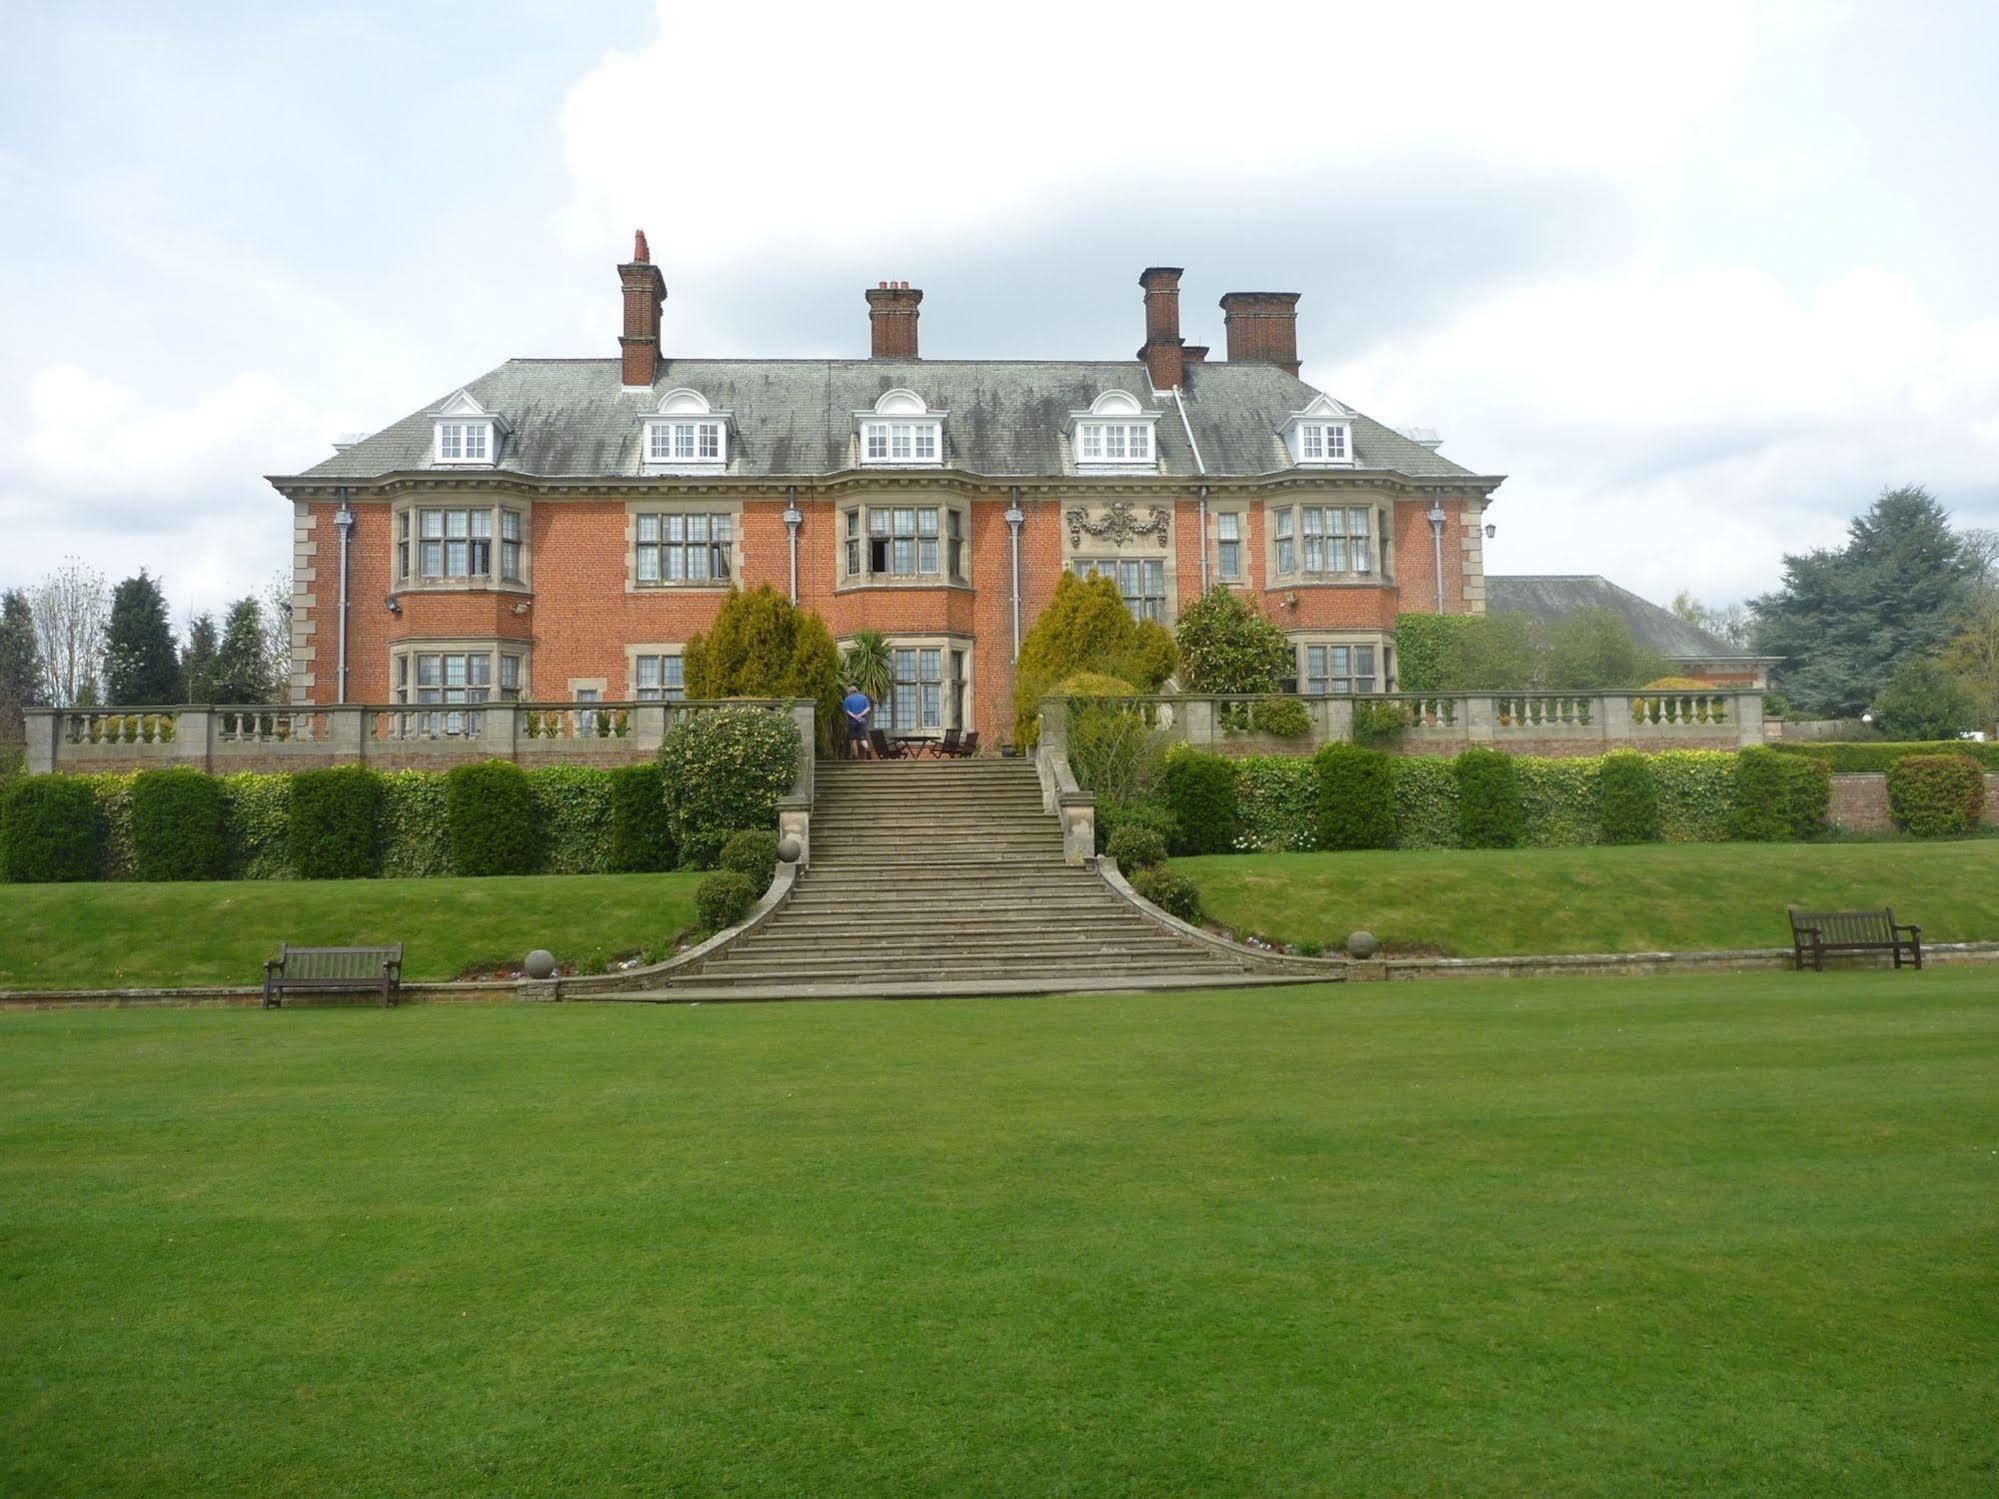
[834,497,972,591]
[621,642,686,700]
[388,494,534,595]
[623,497,743,594]
[387,637,532,703]
[567,677,608,702]
[1059,498,1180,627]
[1208,503,1250,584]
[840,631,974,735]
[1286,630,1393,694]
[1264,497,1393,586]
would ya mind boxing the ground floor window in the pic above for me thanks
[632,654,685,701]
[1074,558,1166,623]
[391,645,524,734]
[883,646,943,732]
[1301,643,1377,695]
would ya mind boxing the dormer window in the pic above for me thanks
[642,389,729,472]
[1071,390,1161,470]
[430,390,503,468]
[858,389,944,467]
[1283,395,1358,468]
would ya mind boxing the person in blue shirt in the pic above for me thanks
[841,688,873,758]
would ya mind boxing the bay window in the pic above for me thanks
[396,504,525,587]
[843,504,966,583]
[1301,643,1377,695]
[1271,504,1374,578]
[391,644,526,734]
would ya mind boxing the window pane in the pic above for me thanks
[712,514,732,541]
[916,508,938,537]
[1081,425,1103,459]
[1217,513,1239,541]
[915,426,936,459]
[869,508,889,536]
[892,538,914,574]
[919,539,938,573]
[637,547,660,582]
[638,514,660,542]
[420,541,442,577]
[499,656,520,689]
[420,510,444,539]
[893,508,915,535]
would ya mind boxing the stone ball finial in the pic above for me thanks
[1345,931,1380,960]
[775,835,802,864]
[524,949,557,981]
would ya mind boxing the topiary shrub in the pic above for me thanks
[526,766,613,875]
[1598,752,1661,844]
[1130,865,1203,924]
[719,828,780,894]
[609,763,674,872]
[695,870,758,930]
[1106,823,1166,870]
[1248,697,1311,739]
[658,705,800,861]
[378,771,452,879]
[1351,700,1410,747]
[1234,756,1317,851]
[1096,798,1178,855]
[1014,571,1177,748]
[682,584,844,757]
[1455,747,1522,849]
[287,765,382,879]
[446,760,539,876]
[220,772,293,880]
[1314,744,1396,851]
[0,775,101,882]
[1728,746,1791,842]
[1161,746,1238,855]
[1779,754,1832,841]
[1885,754,1986,838]
[129,767,228,881]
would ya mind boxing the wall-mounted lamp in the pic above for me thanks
[1283,591,1301,609]
[384,595,402,616]
[512,601,531,616]
[1484,522,1497,539]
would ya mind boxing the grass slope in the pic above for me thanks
[3,975,1996,1494]
[0,873,703,990]
[1177,839,1999,956]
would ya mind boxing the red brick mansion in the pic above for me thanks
[271,236,1501,741]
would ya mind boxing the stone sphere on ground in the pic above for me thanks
[524,949,557,980]
[1345,931,1380,960]
[775,835,802,863]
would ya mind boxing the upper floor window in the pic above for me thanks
[397,504,525,585]
[430,390,504,467]
[1071,390,1161,469]
[1216,512,1243,580]
[843,504,965,582]
[1282,394,1357,468]
[858,389,944,467]
[636,512,733,585]
[642,389,730,472]
[1272,504,1373,577]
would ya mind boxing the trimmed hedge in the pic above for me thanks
[1772,740,1999,773]
[1885,754,1986,838]
[658,706,799,860]
[1517,757,1600,848]
[1778,755,1832,841]
[221,772,292,880]
[1106,824,1166,870]
[1234,756,1317,851]
[1651,751,1736,843]
[1097,798,1178,856]
[1314,745,1396,851]
[130,768,228,881]
[1598,752,1661,844]
[446,760,538,877]
[0,775,101,883]
[83,773,137,880]
[288,766,383,879]
[1130,864,1203,924]
[609,763,674,872]
[720,828,780,894]
[695,870,758,930]
[1729,746,1791,842]
[1248,697,1311,738]
[380,771,452,879]
[1161,746,1238,855]
[1455,747,1523,849]
[527,766,614,877]
[1393,756,1461,850]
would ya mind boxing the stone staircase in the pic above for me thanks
[648,756,1278,998]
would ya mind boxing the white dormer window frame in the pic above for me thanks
[430,391,506,468]
[641,388,731,473]
[1070,389,1163,470]
[857,389,945,467]
[1283,394,1358,468]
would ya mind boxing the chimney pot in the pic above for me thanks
[1137,266,1186,390]
[1219,291,1302,376]
[633,228,651,264]
[865,282,923,358]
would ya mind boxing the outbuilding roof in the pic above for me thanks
[1484,575,1772,663]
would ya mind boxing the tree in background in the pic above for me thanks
[1394,611,1540,692]
[1670,590,1752,649]
[1542,607,1670,690]
[1938,591,1999,739]
[210,597,275,704]
[1174,586,1291,693]
[29,558,109,708]
[1750,485,1981,717]
[261,572,294,701]
[0,588,44,743]
[103,570,181,705]
[180,613,220,703]
[1871,657,1977,742]
[683,585,842,750]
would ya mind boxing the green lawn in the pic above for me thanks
[1177,839,1999,956]
[0,873,704,990]
[3,976,1995,1494]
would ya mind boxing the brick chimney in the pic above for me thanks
[866,281,922,358]
[618,229,667,389]
[1220,291,1301,376]
[1137,266,1185,389]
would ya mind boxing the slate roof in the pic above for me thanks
[285,357,1485,485]
[1485,575,1771,662]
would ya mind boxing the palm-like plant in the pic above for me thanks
[842,629,894,704]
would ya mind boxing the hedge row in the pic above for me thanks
[1143,746,1830,856]
[0,763,680,884]
[1885,754,1987,838]
[1771,740,1999,773]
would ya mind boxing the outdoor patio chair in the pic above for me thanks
[947,730,980,758]
[868,728,909,760]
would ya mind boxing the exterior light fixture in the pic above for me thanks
[1006,488,1026,661]
[1484,522,1497,539]
[1426,496,1448,614]
[783,485,804,603]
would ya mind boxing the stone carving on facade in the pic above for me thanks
[1064,500,1170,550]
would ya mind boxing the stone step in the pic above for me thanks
[725,930,1180,958]
[686,958,1254,987]
[616,972,1325,1003]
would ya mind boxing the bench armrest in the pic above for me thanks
[264,957,284,975]
[1895,922,1921,937]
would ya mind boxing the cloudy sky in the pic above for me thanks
[2,0,1994,623]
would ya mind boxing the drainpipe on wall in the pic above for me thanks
[1005,486,1025,661]
[782,486,802,604]
[1426,492,1448,614]
[334,491,356,703]
[1196,484,1210,592]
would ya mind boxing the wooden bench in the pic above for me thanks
[263,943,404,1008]
[1787,908,1921,972]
